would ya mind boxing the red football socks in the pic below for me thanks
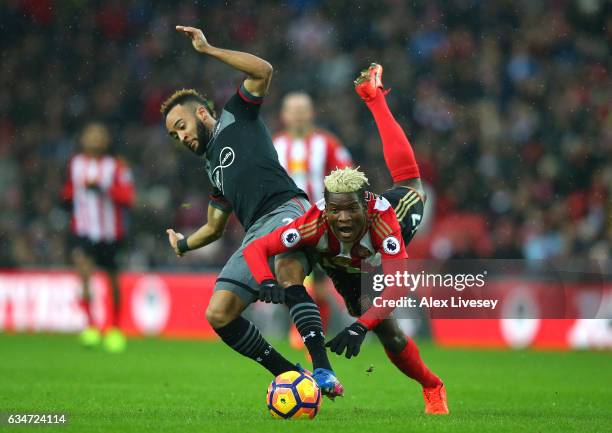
[385,338,442,388]
[365,89,420,183]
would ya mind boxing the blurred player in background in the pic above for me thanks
[162,25,342,398]
[244,64,448,414]
[62,122,135,352]
[274,92,353,348]
[274,92,352,203]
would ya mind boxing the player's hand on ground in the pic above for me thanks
[166,229,185,257]
[326,322,368,359]
[258,279,285,304]
[176,25,211,53]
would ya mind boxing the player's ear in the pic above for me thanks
[196,105,208,121]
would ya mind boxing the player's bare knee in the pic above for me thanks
[206,291,245,328]
[274,257,305,288]
[72,250,93,274]
[75,261,94,278]
[373,320,407,354]
[205,305,232,328]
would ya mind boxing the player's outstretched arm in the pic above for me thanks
[166,204,230,257]
[176,25,273,97]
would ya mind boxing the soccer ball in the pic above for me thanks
[267,370,321,419]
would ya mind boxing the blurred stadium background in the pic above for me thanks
[0,2,610,343]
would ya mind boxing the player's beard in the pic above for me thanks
[193,120,212,156]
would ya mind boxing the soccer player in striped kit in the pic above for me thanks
[62,122,135,352]
[274,92,352,203]
[244,64,448,414]
[274,92,353,348]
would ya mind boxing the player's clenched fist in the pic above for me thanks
[176,25,211,53]
[166,228,185,257]
[258,279,285,304]
[326,322,368,359]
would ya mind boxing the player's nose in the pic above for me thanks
[338,211,351,222]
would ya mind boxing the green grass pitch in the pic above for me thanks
[0,334,610,433]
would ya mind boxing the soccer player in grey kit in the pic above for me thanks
[162,25,343,398]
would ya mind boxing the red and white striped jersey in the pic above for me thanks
[273,130,352,202]
[244,192,407,283]
[62,154,135,242]
[243,192,408,330]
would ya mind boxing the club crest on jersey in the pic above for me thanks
[219,146,235,167]
[281,228,301,248]
[382,236,400,255]
[212,146,235,193]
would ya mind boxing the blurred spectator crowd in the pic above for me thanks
[0,0,610,270]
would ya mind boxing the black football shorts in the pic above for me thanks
[381,186,425,246]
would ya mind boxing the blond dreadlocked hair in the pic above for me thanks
[324,167,369,193]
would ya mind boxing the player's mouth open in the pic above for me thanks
[337,226,354,238]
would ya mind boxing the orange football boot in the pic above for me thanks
[423,383,449,414]
[354,63,388,101]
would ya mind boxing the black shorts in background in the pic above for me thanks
[326,268,380,318]
[71,236,123,271]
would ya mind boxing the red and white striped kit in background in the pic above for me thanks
[62,154,135,242]
[273,130,352,202]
